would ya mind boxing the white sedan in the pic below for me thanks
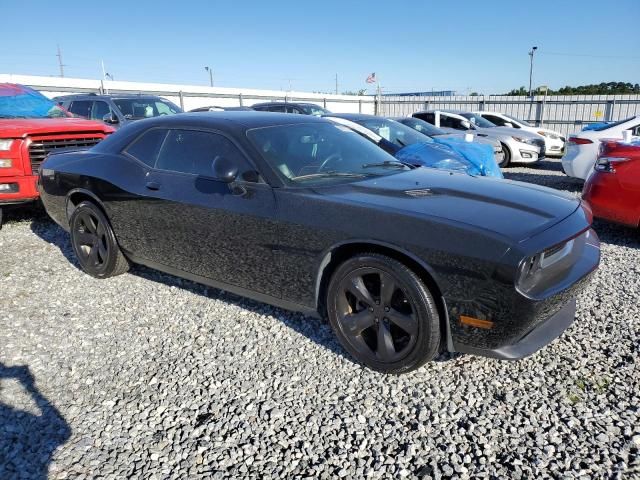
[473,111,565,157]
[561,115,640,180]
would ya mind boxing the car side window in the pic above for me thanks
[156,129,256,181]
[267,105,286,113]
[92,101,112,120]
[628,124,640,137]
[484,114,505,126]
[68,100,93,118]
[124,128,169,167]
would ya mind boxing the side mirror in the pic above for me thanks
[102,113,119,124]
[212,156,239,183]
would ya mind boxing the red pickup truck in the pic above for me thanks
[0,83,113,227]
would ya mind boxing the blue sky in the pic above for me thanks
[2,0,639,94]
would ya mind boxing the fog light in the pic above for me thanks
[521,152,532,159]
[0,159,12,168]
[0,183,18,192]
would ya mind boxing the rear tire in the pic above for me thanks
[499,143,511,167]
[69,201,129,279]
[326,253,441,374]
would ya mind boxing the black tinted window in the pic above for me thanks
[125,128,168,167]
[156,129,249,178]
[69,100,92,118]
[92,101,111,120]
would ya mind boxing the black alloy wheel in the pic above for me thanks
[327,253,441,373]
[69,201,129,279]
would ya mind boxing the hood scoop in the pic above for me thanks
[404,188,434,198]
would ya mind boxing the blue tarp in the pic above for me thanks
[582,122,613,131]
[432,137,503,178]
[0,83,62,118]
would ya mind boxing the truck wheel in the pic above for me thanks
[69,201,129,278]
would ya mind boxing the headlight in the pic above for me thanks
[0,139,13,150]
[511,136,534,145]
[516,230,591,297]
[0,159,12,168]
[537,131,548,137]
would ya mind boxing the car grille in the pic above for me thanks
[28,137,103,175]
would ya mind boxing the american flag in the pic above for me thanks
[366,72,376,84]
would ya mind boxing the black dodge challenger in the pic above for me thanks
[38,112,600,373]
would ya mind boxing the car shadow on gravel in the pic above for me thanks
[28,219,362,367]
[0,363,71,479]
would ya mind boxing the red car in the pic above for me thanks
[0,83,113,227]
[582,139,640,228]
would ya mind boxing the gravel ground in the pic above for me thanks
[1,158,639,479]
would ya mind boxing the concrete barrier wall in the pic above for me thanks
[0,74,375,114]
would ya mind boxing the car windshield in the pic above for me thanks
[399,117,447,136]
[0,84,70,119]
[302,105,331,116]
[504,114,531,127]
[356,118,428,147]
[247,122,410,185]
[113,98,182,119]
[591,116,636,131]
[461,113,497,128]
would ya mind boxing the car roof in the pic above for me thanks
[323,113,380,122]
[139,111,328,129]
[54,93,168,100]
[252,101,324,108]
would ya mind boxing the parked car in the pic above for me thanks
[0,83,113,228]
[582,139,640,228]
[251,102,331,116]
[472,111,565,157]
[38,112,600,373]
[189,106,253,112]
[562,115,640,180]
[393,116,505,165]
[324,114,501,178]
[413,110,545,167]
[54,93,182,129]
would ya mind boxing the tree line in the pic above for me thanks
[504,82,640,96]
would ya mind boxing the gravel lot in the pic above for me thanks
[1,158,639,479]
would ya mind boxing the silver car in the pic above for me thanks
[413,110,545,167]
[393,117,505,165]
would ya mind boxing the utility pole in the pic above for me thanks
[528,46,538,97]
[204,66,213,87]
[57,44,65,77]
[335,73,338,95]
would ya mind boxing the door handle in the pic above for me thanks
[145,181,160,191]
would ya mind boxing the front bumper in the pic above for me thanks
[0,174,39,205]
[457,298,577,360]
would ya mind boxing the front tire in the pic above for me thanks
[69,201,129,279]
[326,253,441,374]
[499,143,511,167]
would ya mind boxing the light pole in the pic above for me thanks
[204,66,213,87]
[528,46,538,97]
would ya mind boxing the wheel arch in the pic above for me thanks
[315,240,451,349]
[65,189,108,222]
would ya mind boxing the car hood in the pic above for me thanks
[0,118,113,137]
[316,168,580,243]
[475,126,540,138]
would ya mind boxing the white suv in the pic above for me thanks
[473,111,565,157]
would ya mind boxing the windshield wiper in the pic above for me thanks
[361,161,407,169]
[291,171,368,181]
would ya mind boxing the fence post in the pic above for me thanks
[239,93,243,106]
[358,99,362,113]
[534,100,543,127]
[605,99,615,121]
[479,96,485,111]
[178,91,184,110]
[323,98,327,108]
